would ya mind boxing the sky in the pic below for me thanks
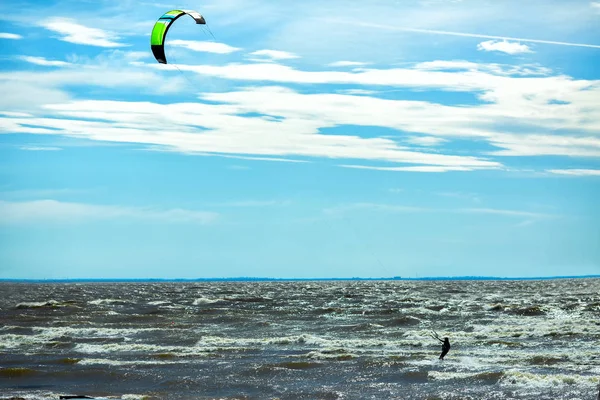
[0,0,599,279]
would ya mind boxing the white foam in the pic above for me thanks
[15,300,60,308]
[499,369,600,388]
[192,297,221,305]
[89,298,134,305]
[429,370,487,381]
[0,333,41,350]
[32,326,161,339]
[74,342,175,354]
[78,357,185,366]
[147,300,171,306]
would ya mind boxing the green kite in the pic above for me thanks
[150,10,206,64]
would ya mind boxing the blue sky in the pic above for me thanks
[0,0,599,279]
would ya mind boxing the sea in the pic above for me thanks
[1,278,599,400]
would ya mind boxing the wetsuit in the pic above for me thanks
[439,338,450,360]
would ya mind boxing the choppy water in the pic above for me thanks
[1,279,599,399]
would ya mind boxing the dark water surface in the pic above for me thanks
[1,279,599,399]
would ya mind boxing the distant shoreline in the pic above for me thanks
[1,275,598,283]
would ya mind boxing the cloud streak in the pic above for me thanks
[40,18,127,48]
[168,40,241,54]
[323,202,557,220]
[404,136,448,147]
[328,61,371,67]
[0,32,22,39]
[19,146,63,151]
[249,49,300,60]
[19,56,72,67]
[332,20,600,49]
[339,165,480,173]
[0,200,219,225]
[547,169,600,176]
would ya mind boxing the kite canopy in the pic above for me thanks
[150,10,205,64]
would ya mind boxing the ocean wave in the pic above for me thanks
[429,370,505,384]
[78,357,185,366]
[15,300,79,309]
[387,316,421,326]
[304,349,355,361]
[89,298,135,306]
[223,296,273,303]
[499,369,600,388]
[192,297,222,305]
[147,300,171,306]
[2,279,599,399]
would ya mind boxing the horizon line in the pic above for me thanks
[1,275,599,283]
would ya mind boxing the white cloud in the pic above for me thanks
[2,55,600,172]
[340,165,479,172]
[0,111,33,117]
[167,60,573,97]
[219,155,307,163]
[174,67,599,157]
[421,0,464,3]
[0,188,101,200]
[3,60,599,170]
[0,79,71,112]
[0,32,22,39]
[547,169,600,176]
[121,51,149,61]
[436,191,481,203]
[414,60,550,76]
[328,61,371,67]
[19,146,62,151]
[324,202,426,215]
[198,83,600,157]
[405,136,447,146]
[323,202,556,220]
[9,94,502,169]
[249,49,300,60]
[477,40,533,55]
[40,18,127,47]
[592,2,600,11]
[1,102,498,170]
[336,89,378,96]
[0,200,218,225]
[331,19,600,49]
[168,40,241,54]
[64,50,149,65]
[19,56,71,67]
[254,1,599,68]
[457,208,552,219]
[415,60,481,71]
[216,200,291,207]
[487,134,600,157]
[0,62,188,111]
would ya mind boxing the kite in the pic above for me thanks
[150,10,206,64]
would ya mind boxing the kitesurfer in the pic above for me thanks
[431,331,450,360]
[439,337,451,360]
